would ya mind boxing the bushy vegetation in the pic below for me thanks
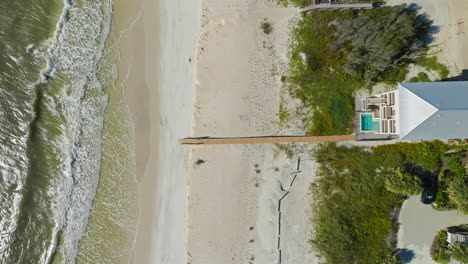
[409,72,431,82]
[431,231,451,264]
[452,243,468,263]
[417,56,450,79]
[310,141,468,264]
[311,144,401,264]
[433,151,468,211]
[449,177,468,213]
[384,168,423,196]
[285,5,437,135]
[260,19,272,34]
[431,226,468,263]
[333,6,430,82]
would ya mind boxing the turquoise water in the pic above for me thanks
[361,114,380,131]
[0,0,136,262]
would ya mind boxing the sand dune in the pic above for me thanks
[186,1,320,263]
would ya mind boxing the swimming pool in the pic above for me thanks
[361,114,380,131]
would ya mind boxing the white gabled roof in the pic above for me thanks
[398,82,468,140]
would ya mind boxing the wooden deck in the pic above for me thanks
[299,3,374,13]
[179,135,355,145]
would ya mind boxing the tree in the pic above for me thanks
[431,231,451,264]
[452,244,468,263]
[448,178,468,214]
[333,5,430,82]
[384,168,423,196]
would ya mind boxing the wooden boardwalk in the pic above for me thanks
[299,3,374,13]
[179,135,355,145]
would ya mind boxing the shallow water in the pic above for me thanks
[0,0,137,262]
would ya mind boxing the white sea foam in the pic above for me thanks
[40,0,115,262]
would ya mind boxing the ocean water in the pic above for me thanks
[0,0,137,263]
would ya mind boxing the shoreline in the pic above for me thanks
[111,0,468,263]
[116,0,160,261]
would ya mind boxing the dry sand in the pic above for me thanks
[188,144,319,264]
[115,0,468,263]
[114,0,200,263]
[187,1,320,264]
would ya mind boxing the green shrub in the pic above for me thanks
[417,56,450,80]
[277,100,290,127]
[431,227,468,263]
[311,144,402,264]
[310,142,468,264]
[417,72,431,82]
[452,244,468,263]
[435,152,467,211]
[285,5,436,135]
[449,178,468,214]
[434,180,452,209]
[431,231,451,264]
[260,19,272,34]
[385,168,423,196]
[194,159,206,166]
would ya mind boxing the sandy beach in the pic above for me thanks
[114,0,200,263]
[187,1,320,263]
[112,0,468,263]
[187,1,468,264]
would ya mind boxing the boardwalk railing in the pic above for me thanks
[179,135,355,145]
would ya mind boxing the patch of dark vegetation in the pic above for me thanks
[260,18,272,34]
[417,56,450,79]
[284,5,443,135]
[434,150,468,212]
[431,225,468,264]
[311,141,468,264]
[194,159,206,166]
